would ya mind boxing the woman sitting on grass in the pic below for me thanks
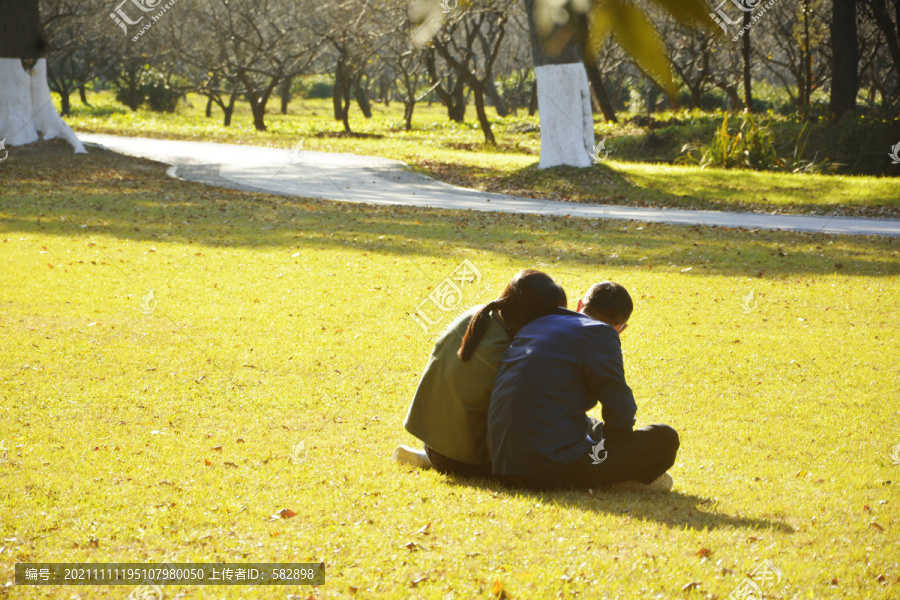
[394,270,567,478]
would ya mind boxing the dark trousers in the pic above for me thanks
[425,446,493,479]
[499,422,680,491]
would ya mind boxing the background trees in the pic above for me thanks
[5,0,899,155]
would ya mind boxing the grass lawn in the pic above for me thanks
[1,140,899,599]
[62,92,900,219]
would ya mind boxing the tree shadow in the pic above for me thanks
[1,140,896,279]
[441,475,794,533]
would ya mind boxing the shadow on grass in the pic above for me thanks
[1,140,896,279]
[443,476,794,533]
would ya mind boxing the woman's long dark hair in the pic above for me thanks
[457,270,566,361]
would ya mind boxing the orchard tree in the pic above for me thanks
[0,0,85,153]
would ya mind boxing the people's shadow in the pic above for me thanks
[441,475,794,533]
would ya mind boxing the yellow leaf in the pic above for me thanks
[648,0,713,29]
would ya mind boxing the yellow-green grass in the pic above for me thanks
[61,92,900,218]
[1,141,899,599]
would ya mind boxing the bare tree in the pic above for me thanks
[430,0,511,145]
[187,0,321,131]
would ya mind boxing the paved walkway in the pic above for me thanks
[81,134,900,237]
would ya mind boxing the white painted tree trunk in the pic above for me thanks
[0,57,86,153]
[535,62,593,169]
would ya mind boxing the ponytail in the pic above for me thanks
[457,298,506,361]
[456,269,563,361]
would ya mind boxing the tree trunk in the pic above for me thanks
[800,0,812,113]
[205,94,213,117]
[333,58,345,120]
[690,86,702,109]
[223,92,237,127]
[425,50,466,123]
[404,101,414,131]
[355,77,372,118]
[829,0,858,121]
[523,0,593,167]
[0,1,84,153]
[0,0,44,59]
[449,81,466,122]
[528,80,537,116]
[472,88,495,145]
[341,94,352,133]
[582,57,617,123]
[78,84,89,106]
[868,0,900,81]
[742,10,753,112]
[59,89,70,116]
[250,98,267,131]
[0,59,85,152]
[718,83,743,111]
[279,76,292,114]
[485,79,508,117]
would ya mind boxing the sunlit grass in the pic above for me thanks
[1,140,899,599]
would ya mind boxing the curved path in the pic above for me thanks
[81,134,900,237]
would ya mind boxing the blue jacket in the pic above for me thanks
[488,309,637,477]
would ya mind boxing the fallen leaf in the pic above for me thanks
[213,446,222,451]
[279,508,297,519]
[204,459,213,466]
[681,581,701,592]
[416,523,431,535]
[696,548,711,558]
[870,522,884,531]
[491,580,507,598]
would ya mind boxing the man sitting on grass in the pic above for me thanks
[487,281,679,492]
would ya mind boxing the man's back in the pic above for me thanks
[487,309,637,477]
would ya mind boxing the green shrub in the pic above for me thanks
[113,67,185,112]
[677,113,836,173]
[297,75,335,99]
[143,71,186,113]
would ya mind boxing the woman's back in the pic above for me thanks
[403,305,509,465]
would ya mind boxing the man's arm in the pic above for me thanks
[582,326,637,437]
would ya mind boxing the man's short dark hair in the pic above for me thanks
[583,281,633,325]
